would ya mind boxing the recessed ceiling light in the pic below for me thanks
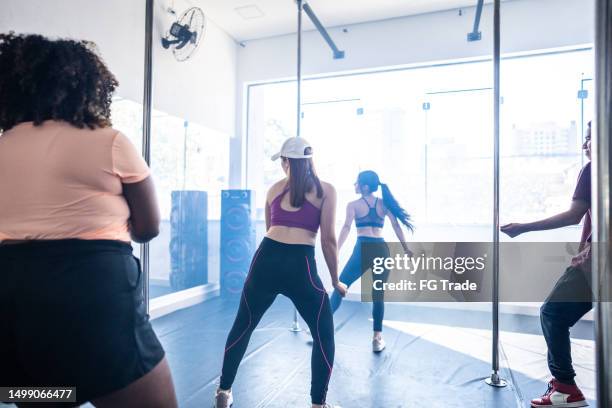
[234,5,265,20]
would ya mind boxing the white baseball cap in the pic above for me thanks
[271,137,313,161]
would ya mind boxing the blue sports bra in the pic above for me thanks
[355,197,385,228]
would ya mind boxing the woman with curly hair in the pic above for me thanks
[0,33,177,407]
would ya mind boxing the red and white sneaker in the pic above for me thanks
[531,379,588,407]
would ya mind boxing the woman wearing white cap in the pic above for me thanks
[214,137,347,408]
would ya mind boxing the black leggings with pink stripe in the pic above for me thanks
[220,237,335,405]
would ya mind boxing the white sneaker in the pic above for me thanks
[214,388,233,408]
[372,336,386,352]
[318,404,342,408]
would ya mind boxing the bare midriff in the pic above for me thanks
[266,225,317,246]
[356,226,384,239]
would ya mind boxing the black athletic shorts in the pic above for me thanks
[0,239,165,405]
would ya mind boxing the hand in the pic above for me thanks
[500,223,525,238]
[333,281,348,297]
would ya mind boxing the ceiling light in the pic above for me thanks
[234,5,265,20]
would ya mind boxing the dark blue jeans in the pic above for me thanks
[330,236,389,332]
[540,266,593,385]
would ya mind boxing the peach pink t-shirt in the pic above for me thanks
[0,120,150,242]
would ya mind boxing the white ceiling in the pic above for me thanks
[197,0,495,42]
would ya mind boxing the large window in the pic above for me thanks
[247,48,593,246]
[500,51,593,225]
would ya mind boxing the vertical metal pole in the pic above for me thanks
[290,0,304,333]
[140,0,154,314]
[296,0,303,139]
[424,109,429,220]
[290,308,302,332]
[486,0,507,388]
[182,121,188,190]
[581,74,586,169]
[594,0,612,405]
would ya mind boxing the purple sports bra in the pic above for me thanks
[269,188,321,233]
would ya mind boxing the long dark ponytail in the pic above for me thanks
[286,147,323,207]
[357,170,414,232]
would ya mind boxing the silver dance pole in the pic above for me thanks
[290,307,302,332]
[594,0,612,405]
[140,0,154,315]
[485,0,507,387]
[290,0,304,333]
[296,0,303,139]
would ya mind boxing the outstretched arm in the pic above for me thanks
[501,199,589,238]
[337,203,355,251]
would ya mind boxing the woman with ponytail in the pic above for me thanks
[330,170,413,352]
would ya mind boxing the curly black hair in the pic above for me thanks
[0,32,118,132]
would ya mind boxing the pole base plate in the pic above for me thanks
[485,375,508,387]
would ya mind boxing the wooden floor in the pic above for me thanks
[149,297,595,408]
